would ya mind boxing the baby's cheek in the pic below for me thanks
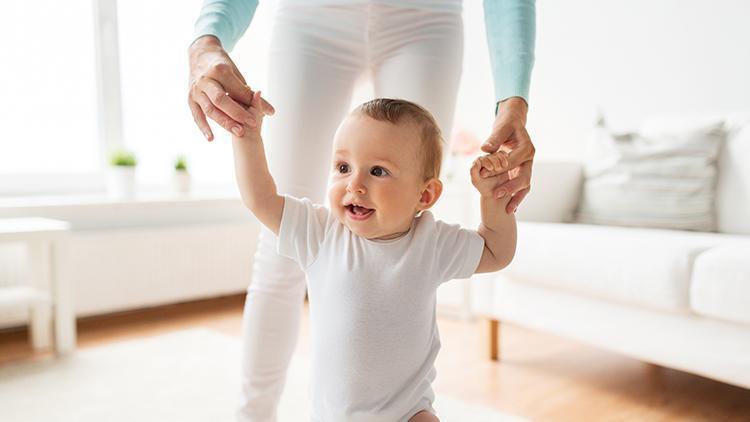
[328,185,344,207]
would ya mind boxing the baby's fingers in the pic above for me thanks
[491,151,510,171]
[479,151,510,178]
[478,155,495,174]
[470,158,483,180]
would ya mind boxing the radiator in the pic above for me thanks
[0,221,260,329]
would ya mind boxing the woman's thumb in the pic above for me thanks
[481,124,513,153]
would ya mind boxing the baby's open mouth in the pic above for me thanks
[345,204,375,220]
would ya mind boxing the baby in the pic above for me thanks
[231,92,517,422]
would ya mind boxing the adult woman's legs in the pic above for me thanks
[236,4,367,422]
[370,4,464,145]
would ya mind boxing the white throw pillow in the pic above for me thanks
[575,116,725,231]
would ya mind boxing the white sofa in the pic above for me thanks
[472,115,750,389]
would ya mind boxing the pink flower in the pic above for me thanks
[449,127,481,156]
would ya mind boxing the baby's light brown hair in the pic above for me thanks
[353,98,443,181]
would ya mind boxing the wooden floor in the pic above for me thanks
[1,295,749,421]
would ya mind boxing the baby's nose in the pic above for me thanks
[346,179,367,195]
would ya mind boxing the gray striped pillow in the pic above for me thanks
[575,118,725,231]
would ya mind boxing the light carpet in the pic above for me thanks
[0,329,522,421]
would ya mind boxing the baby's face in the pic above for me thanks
[329,114,429,240]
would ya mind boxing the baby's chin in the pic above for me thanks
[336,214,373,238]
[333,213,383,239]
[338,217,411,241]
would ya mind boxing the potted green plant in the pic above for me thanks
[106,149,137,199]
[173,154,191,194]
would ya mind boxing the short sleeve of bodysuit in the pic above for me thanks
[431,217,485,283]
[277,195,332,269]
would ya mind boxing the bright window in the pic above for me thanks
[117,0,274,187]
[0,2,98,177]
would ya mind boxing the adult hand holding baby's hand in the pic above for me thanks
[470,152,512,200]
[480,97,534,213]
[187,35,275,141]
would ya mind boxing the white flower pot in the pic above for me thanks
[173,171,191,194]
[106,166,136,200]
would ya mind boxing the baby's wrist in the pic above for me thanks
[239,124,261,137]
[235,131,262,143]
[475,187,495,199]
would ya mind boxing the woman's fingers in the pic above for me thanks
[482,122,513,154]
[212,65,276,117]
[188,97,213,141]
[198,77,256,127]
[506,187,530,213]
[493,160,532,205]
[217,65,254,106]
[194,91,245,137]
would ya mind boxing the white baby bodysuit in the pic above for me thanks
[277,195,485,422]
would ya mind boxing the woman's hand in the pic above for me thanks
[187,35,275,141]
[480,97,535,213]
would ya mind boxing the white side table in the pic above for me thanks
[0,218,74,354]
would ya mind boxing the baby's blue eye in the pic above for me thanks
[338,163,349,173]
[370,166,388,177]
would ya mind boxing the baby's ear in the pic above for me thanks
[417,178,443,211]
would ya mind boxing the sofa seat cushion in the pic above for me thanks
[506,222,744,312]
[691,244,750,325]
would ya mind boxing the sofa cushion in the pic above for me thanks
[505,222,745,312]
[691,244,750,325]
[638,112,750,235]
[576,118,725,232]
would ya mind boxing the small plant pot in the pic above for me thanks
[173,170,191,194]
[106,166,136,199]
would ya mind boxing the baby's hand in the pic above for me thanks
[239,90,267,140]
[470,151,512,198]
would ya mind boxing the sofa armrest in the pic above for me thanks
[516,160,583,223]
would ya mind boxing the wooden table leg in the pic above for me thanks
[484,318,500,361]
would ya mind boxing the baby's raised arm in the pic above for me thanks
[231,91,284,235]
[470,153,518,273]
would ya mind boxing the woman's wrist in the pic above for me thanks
[495,96,528,124]
[189,34,222,55]
[498,96,528,112]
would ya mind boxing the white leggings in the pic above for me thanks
[237,3,463,421]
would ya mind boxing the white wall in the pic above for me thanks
[455,0,750,161]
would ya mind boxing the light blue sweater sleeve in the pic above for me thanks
[193,0,259,52]
[484,0,536,105]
